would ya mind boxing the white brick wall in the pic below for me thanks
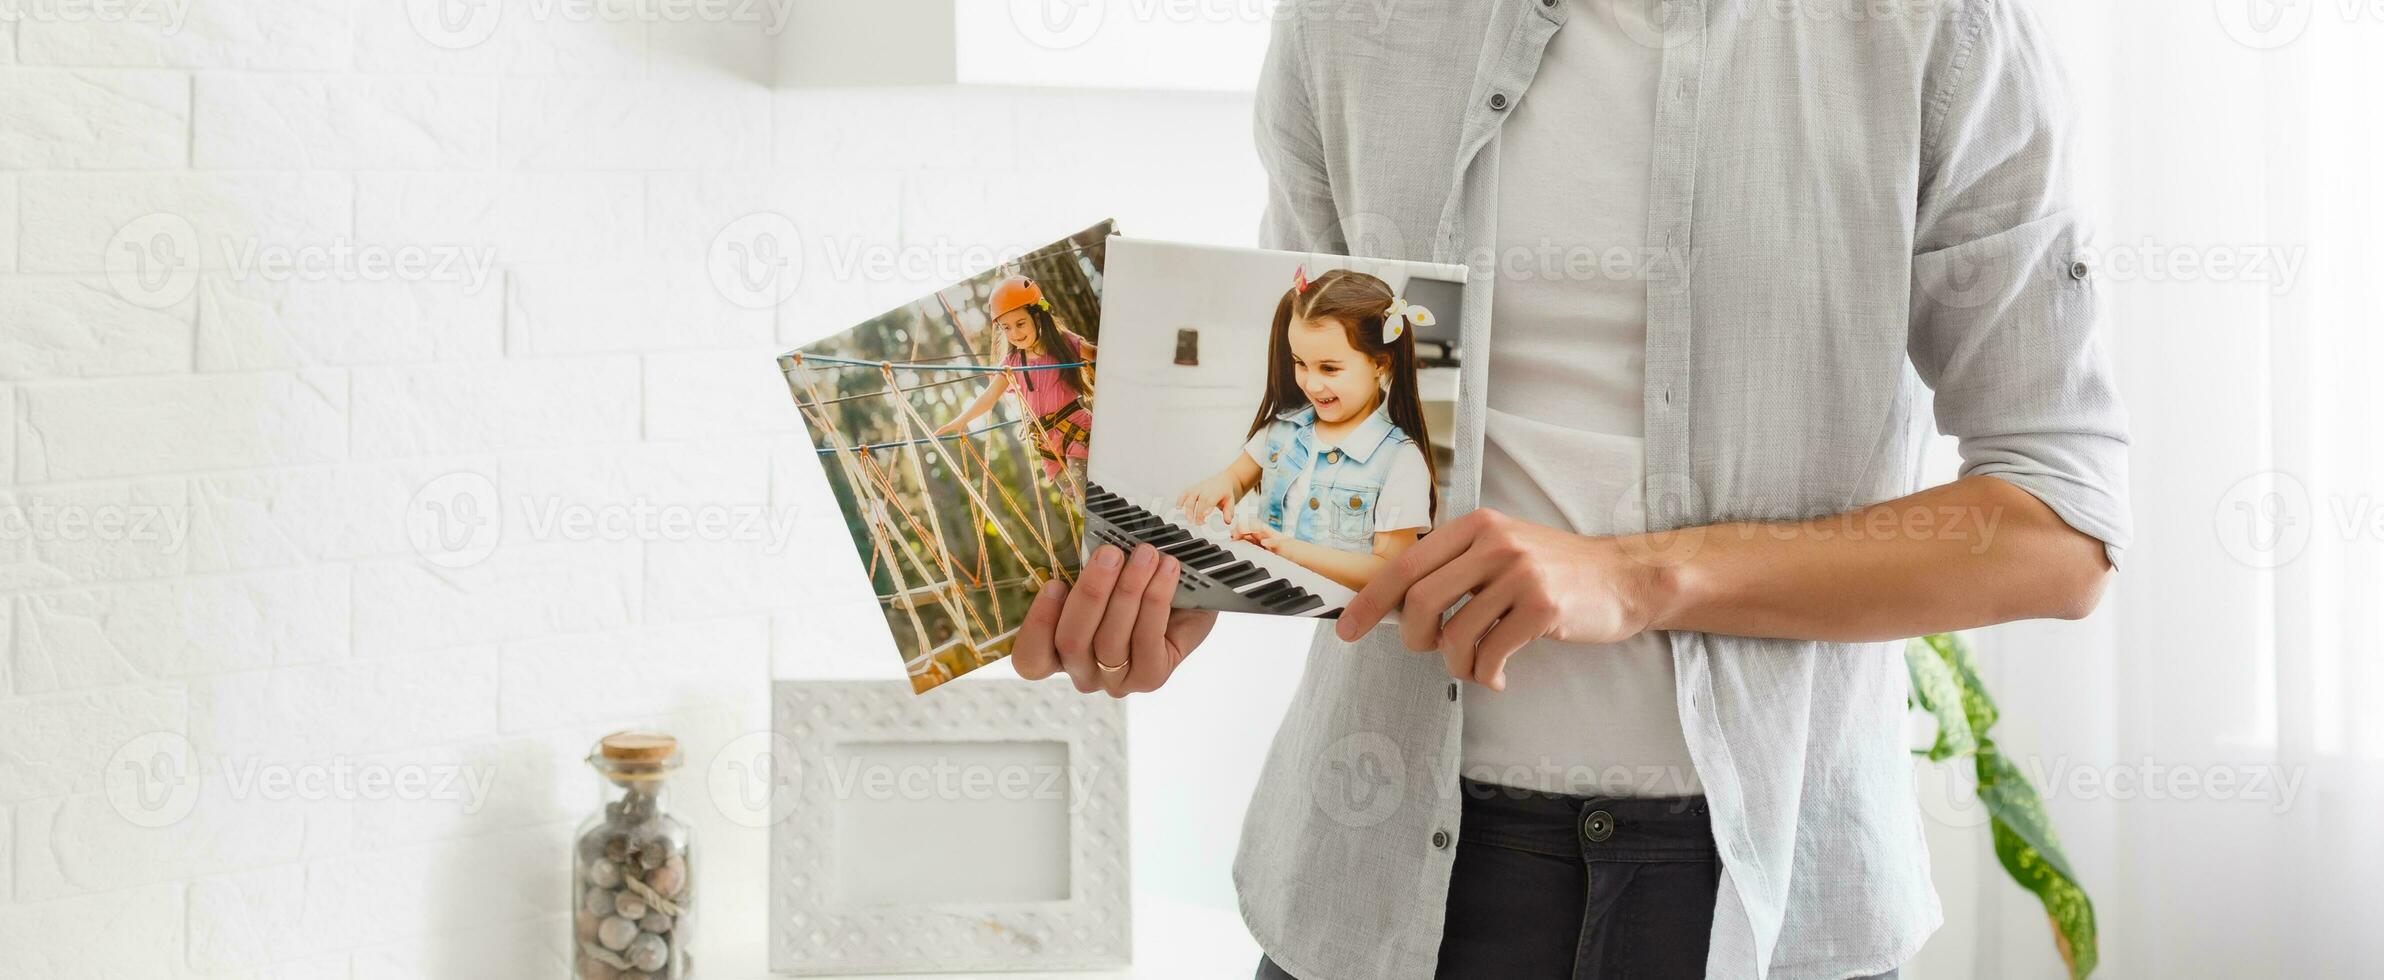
[0,4,1266,975]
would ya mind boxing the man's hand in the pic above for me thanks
[1334,509,1666,692]
[1013,543,1219,697]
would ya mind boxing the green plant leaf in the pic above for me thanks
[1908,633,2098,978]
[1904,638,1977,761]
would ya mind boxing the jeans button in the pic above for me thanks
[1582,809,1616,843]
[1432,830,1451,849]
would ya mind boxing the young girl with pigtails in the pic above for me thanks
[936,275,1098,500]
[1175,266,1438,591]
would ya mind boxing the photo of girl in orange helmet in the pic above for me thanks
[936,274,1099,500]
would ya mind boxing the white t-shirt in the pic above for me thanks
[1240,429,1433,541]
[1460,0,1701,797]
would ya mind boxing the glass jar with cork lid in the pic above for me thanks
[573,731,693,980]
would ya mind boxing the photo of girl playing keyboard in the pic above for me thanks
[1175,267,1439,592]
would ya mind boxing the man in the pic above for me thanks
[1012,0,2126,976]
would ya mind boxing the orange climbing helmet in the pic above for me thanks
[988,275,1046,320]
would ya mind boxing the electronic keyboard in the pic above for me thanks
[1082,483,1355,618]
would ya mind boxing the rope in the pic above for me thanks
[814,420,1017,455]
[797,353,1089,374]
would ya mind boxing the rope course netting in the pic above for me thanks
[785,349,1090,691]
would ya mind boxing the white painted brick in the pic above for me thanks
[506,261,769,355]
[17,0,350,69]
[18,173,353,274]
[0,175,16,270]
[197,274,503,371]
[0,684,186,803]
[0,16,15,66]
[190,646,499,763]
[643,346,802,441]
[349,356,638,459]
[15,370,347,482]
[0,69,186,169]
[352,0,645,77]
[351,540,639,657]
[771,584,907,682]
[0,276,193,380]
[0,480,193,591]
[182,458,497,570]
[11,781,340,901]
[641,171,916,344]
[0,802,10,900]
[0,884,182,979]
[498,617,766,730]
[1,599,11,697]
[195,74,498,170]
[11,565,349,694]
[776,87,1019,172]
[501,77,766,171]
[501,437,771,532]
[649,9,779,83]
[645,518,842,623]
[355,173,641,266]
[188,824,565,973]
[0,385,14,488]
[345,734,571,851]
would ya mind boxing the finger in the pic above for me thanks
[1437,575,1516,667]
[1093,544,1161,696]
[1474,603,1552,691]
[1340,513,1484,640]
[1123,555,1183,694]
[1394,544,1485,652]
[1010,579,1068,680]
[1056,546,1125,692]
[1176,490,1202,522]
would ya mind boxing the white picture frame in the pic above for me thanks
[769,679,1131,975]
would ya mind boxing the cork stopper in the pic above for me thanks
[595,731,680,765]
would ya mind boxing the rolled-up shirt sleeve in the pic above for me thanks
[1253,0,1344,255]
[1909,0,2131,566]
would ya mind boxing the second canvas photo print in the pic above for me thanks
[1087,238,1472,620]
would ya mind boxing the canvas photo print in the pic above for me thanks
[1086,237,1469,619]
[781,221,1109,692]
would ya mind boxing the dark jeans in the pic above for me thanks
[1255,778,1902,979]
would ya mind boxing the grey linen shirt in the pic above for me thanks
[1230,1,2130,979]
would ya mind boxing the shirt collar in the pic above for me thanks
[1277,401,1399,463]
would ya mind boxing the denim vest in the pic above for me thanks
[1254,403,1416,555]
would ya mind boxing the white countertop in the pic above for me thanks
[708,895,1261,980]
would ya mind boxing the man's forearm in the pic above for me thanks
[1638,475,2111,643]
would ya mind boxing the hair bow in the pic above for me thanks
[1382,297,1434,342]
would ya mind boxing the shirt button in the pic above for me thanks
[1307,497,1320,510]
[1445,682,1459,702]
[1431,830,1451,849]
[1489,93,1509,111]
[2071,260,2092,280]
[1582,809,1616,843]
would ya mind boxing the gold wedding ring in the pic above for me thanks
[1095,657,1129,673]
